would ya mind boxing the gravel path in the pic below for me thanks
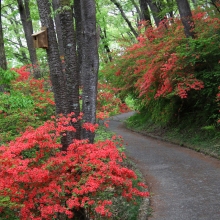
[109,112,220,220]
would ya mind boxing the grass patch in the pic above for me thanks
[126,112,220,159]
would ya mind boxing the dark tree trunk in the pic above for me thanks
[100,27,112,62]
[74,0,99,143]
[59,0,81,143]
[17,0,40,78]
[139,0,151,24]
[36,0,69,115]
[36,0,78,151]
[110,0,138,38]
[146,0,161,27]
[0,0,7,70]
[176,0,195,38]
[52,0,65,57]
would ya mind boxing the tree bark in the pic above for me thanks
[146,0,161,27]
[0,0,7,70]
[74,0,99,143]
[139,0,151,24]
[176,0,195,38]
[17,0,41,78]
[52,0,65,57]
[36,0,69,115]
[59,0,81,143]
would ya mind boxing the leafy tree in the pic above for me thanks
[17,0,40,78]
[110,0,139,37]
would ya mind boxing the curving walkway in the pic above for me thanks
[109,112,220,220]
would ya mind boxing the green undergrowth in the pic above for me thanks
[126,112,220,159]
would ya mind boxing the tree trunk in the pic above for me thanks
[17,0,40,78]
[37,0,80,152]
[139,0,151,24]
[0,0,7,70]
[146,0,161,27]
[59,0,81,143]
[52,0,65,58]
[131,0,143,26]
[176,0,195,38]
[36,0,69,116]
[74,0,99,143]
[100,27,112,62]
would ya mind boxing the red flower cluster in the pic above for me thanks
[11,65,30,81]
[97,82,130,115]
[109,11,220,101]
[0,114,148,219]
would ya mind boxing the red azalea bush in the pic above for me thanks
[112,17,205,100]
[97,82,130,116]
[103,9,220,125]
[0,114,148,219]
[12,66,55,114]
[0,66,55,143]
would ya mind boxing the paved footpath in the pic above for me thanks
[108,112,220,220]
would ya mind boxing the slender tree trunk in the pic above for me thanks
[0,0,7,93]
[52,0,65,57]
[100,27,112,62]
[74,0,99,143]
[17,0,41,78]
[139,0,151,24]
[0,0,7,70]
[176,0,195,38]
[146,0,161,27]
[131,0,143,26]
[110,0,138,38]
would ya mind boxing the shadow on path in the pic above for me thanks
[108,112,220,220]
